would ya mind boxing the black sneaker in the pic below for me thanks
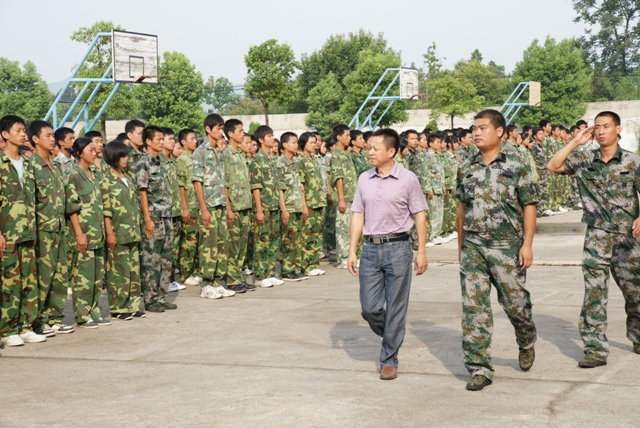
[115,313,133,321]
[145,303,165,313]
[162,302,178,310]
[283,274,303,282]
[132,311,147,318]
[244,282,256,291]
[95,317,112,326]
[297,273,309,280]
[228,284,247,293]
[34,324,56,337]
[78,320,99,329]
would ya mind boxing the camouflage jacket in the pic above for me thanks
[101,168,141,245]
[223,145,252,212]
[65,166,105,250]
[136,152,172,218]
[249,149,280,212]
[330,147,358,202]
[314,153,328,193]
[176,150,198,216]
[427,149,445,195]
[456,148,538,242]
[564,146,640,235]
[396,156,409,169]
[298,153,327,210]
[531,141,547,173]
[518,146,539,183]
[277,155,303,213]
[159,152,182,217]
[350,150,370,177]
[407,149,432,195]
[455,143,478,167]
[0,152,36,244]
[192,142,226,209]
[28,152,65,233]
[440,151,457,191]
[125,144,143,181]
[53,152,76,183]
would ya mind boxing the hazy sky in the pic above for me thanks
[2,0,586,86]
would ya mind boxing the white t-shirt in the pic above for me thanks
[9,157,24,187]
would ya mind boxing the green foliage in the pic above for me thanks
[424,119,439,131]
[0,58,53,124]
[511,37,592,126]
[340,50,408,129]
[248,121,261,135]
[305,72,349,136]
[203,76,241,113]
[244,39,298,124]
[453,55,510,106]
[428,74,484,128]
[135,51,205,132]
[70,21,137,130]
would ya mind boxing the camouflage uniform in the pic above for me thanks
[531,139,549,214]
[322,154,336,253]
[66,166,105,324]
[395,156,409,169]
[125,144,143,181]
[136,152,173,306]
[160,152,183,283]
[192,142,227,287]
[330,147,358,264]
[564,146,640,360]
[101,168,142,315]
[455,143,479,171]
[223,145,252,286]
[350,150,370,177]
[277,155,304,277]
[298,153,327,273]
[407,149,432,249]
[456,148,538,380]
[544,137,561,211]
[176,149,199,282]
[53,152,76,183]
[250,149,281,281]
[0,153,38,337]
[426,149,445,240]
[28,153,68,328]
[441,150,458,235]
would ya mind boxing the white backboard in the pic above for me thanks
[400,68,419,100]
[112,30,159,84]
[529,81,541,106]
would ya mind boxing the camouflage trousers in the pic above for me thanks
[460,237,536,380]
[106,242,141,314]
[302,207,324,272]
[323,201,336,252]
[442,191,457,235]
[70,247,105,324]
[140,217,173,306]
[227,209,251,286]
[580,226,640,360]
[568,176,581,208]
[428,193,444,240]
[245,211,254,271]
[0,240,37,337]
[280,212,303,277]
[179,216,199,283]
[171,217,182,282]
[536,171,548,215]
[547,173,560,211]
[35,231,68,327]
[253,209,281,280]
[335,205,352,264]
[410,209,430,251]
[198,206,228,287]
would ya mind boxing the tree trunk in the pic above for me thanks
[450,114,454,129]
[264,103,270,126]
[100,117,107,138]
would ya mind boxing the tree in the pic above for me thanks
[71,21,138,132]
[428,75,485,128]
[244,39,298,125]
[511,37,592,126]
[573,0,640,100]
[453,53,510,106]
[305,72,349,136]
[0,58,53,124]
[203,76,241,113]
[136,51,205,132]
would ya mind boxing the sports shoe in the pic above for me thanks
[215,285,236,297]
[336,260,349,269]
[78,320,100,329]
[298,273,309,280]
[95,317,112,326]
[2,334,25,347]
[242,268,254,275]
[20,331,47,343]
[115,313,133,321]
[228,283,247,293]
[145,303,166,313]
[200,285,222,300]
[50,323,75,334]
[519,346,535,371]
[132,311,146,318]
[307,269,326,276]
[244,282,256,291]
[558,206,569,213]
[268,277,284,286]
[433,236,445,245]
[449,231,458,239]
[35,324,56,338]
[184,276,201,286]
[466,374,492,391]
[256,279,274,288]
[168,282,185,292]
[578,357,607,368]
[283,274,304,282]
[542,209,555,217]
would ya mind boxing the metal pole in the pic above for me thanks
[86,82,120,131]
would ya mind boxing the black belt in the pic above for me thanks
[365,232,410,244]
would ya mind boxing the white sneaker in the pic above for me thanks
[242,268,254,275]
[449,231,458,239]
[20,331,46,343]
[542,209,555,216]
[215,285,235,297]
[307,269,326,276]
[558,206,569,213]
[256,279,274,288]
[200,285,222,300]
[184,276,200,286]
[336,260,349,269]
[175,282,186,290]
[2,334,24,347]
[267,277,284,286]
[433,236,445,245]
[426,242,435,248]
[50,323,75,334]
[168,282,180,292]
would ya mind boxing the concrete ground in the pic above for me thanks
[2,210,640,427]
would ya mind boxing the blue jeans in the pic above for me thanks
[359,239,413,369]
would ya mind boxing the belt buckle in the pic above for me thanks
[372,236,383,244]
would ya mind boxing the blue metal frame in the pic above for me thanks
[500,82,531,125]
[349,68,402,131]
[44,32,120,131]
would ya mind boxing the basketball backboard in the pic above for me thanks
[112,30,159,84]
[400,68,419,100]
[529,81,541,106]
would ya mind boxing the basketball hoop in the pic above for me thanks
[133,75,164,83]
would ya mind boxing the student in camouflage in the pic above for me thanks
[0,115,43,346]
[349,129,370,176]
[426,134,445,243]
[548,111,640,368]
[250,126,284,288]
[124,119,145,181]
[193,114,230,299]
[407,130,432,250]
[532,127,550,216]
[136,126,176,313]
[52,127,76,183]
[330,124,358,269]
[454,129,478,168]
[322,139,337,255]
[456,109,538,391]
[298,132,327,276]
[441,136,459,237]
[102,141,143,320]
[176,129,201,287]
[66,137,108,328]
[27,121,74,336]
[277,132,307,281]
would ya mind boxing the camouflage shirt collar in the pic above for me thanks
[469,149,507,166]
[32,152,54,170]
[593,145,623,163]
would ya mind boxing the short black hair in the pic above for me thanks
[71,137,93,159]
[223,119,243,139]
[576,119,587,127]
[506,124,519,135]
[298,131,316,152]
[399,138,408,152]
[125,119,145,135]
[161,127,174,137]
[143,125,164,143]
[569,125,579,134]
[84,130,102,140]
[331,124,350,142]
[522,125,532,134]
[103,140,130,168]
[279,132,297,154]
[405,129,418,139]
[54,127,75,147]
[459,129,471,139]
[204,113,224,132]
[28,120,53,143]
[539,119,551,128]
[475,109,507,135]
[178,128,195,143]
[0,115,26,134]
[116,132,128,142]
[427,133,440,146]
[371,128,400,158]
[349,129,363,142]
[594,111,621,126]
[363,130,372,142]
[254,125,273,144]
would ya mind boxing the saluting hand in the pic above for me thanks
[573,125,596,146]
